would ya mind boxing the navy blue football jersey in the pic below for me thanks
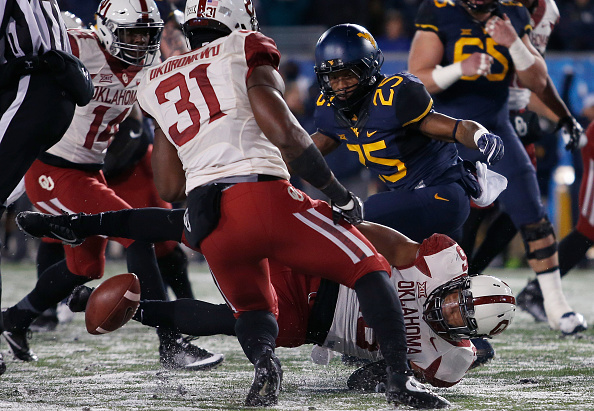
[415,0,532,127]
[314,72,460,191]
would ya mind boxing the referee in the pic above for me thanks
[0,0,93,374]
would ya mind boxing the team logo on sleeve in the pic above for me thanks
[38,175,55,191]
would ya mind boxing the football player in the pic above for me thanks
[408,0,586,335]
[16,210,516,389]
[17,0,451,408]
[310,24,506,244]
[458,0,586,325]
[1,0,222,371]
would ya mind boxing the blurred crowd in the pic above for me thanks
[2,0,594,269]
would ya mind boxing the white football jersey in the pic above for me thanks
[46,29,152,164]
[321,234,477,387]
[137,31,290,193]
[509,0,560,110]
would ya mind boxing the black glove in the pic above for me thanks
[331,192,364,225]
[476,132,504,165]
[556,116,585,151]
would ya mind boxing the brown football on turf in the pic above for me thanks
[85,273,141,335]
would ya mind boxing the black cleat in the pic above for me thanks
[29,307,58,333]
[245,349,283,407]
[0,352,6,375]
[347,359,387,392]
[2,330,38,362]
[516,278,547,323]
[16,211,85,246]
[469,338,495,370]
[159,336,224,371]
[67,285,95,312]
[386,368,450,409]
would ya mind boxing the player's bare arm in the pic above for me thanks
[356,222,418,267]
[311,131,340,156]
[485,14,547,93]
[247,65,313,161]
[152,123,186,203]
[408,31,493,94]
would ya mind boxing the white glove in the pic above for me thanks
[471,161,508,207]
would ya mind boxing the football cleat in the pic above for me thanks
[347,359,387,392]
[16,211,85,246]
[516,278,547,323]
[245,349,283,407]
[159,336,224,371]
[559,311,588,335]
[468,338,495,370]
[29,307,59,333]
[2,330,38,362]
[386,368,450,409]
[67,285,95,313]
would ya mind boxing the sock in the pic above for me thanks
[36,242,65,278]
[235,311,278,364]
[559,230,594,277]
[139,299,236,336]
[470,212,518,274]
[74,208,185,243]
[125,241,167,301]
[460,207,491,259]
[7,260,88,330]
[354,271,408,373]
[157,245,194,299]
[536,268,572,329]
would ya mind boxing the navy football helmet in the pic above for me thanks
[314,24,384,111]
[459,0,500,13]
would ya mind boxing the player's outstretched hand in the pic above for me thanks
[557,116,587,151]
[476,133,504,165]
[332,192,364,225]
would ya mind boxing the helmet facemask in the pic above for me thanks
[95,0,164,67]
[460,0,500,13]
[424,274,516,341]
[423,277,478,341]
[314,24,384,113]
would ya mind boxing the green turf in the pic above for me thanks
[0,261,593,410]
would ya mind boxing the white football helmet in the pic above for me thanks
[183,0,259,48]
[423,274,516,341]
[60,11,84,29]
[95,0,164,66]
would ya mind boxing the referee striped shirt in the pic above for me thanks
[0,0,71,64]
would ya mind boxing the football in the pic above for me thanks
[85,273,141,335]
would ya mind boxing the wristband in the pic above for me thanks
[508,38,535,71]
[431,62,463,90]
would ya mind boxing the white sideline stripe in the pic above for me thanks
[294,208,374,264]
[124,290,140,302]
[0,76,30,145]
[584,159,594,225]
[207,263,237,313]
[36,201,62,215]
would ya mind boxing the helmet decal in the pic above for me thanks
[357,32,377,49]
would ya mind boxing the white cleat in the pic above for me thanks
[559,312,588,335]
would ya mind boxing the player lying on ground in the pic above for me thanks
[17,210,516,388]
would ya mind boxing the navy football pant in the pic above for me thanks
[364,181,470,243]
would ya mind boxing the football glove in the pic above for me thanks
[557,116,587,151]
[331,192,364,225]
[476,132,504,165]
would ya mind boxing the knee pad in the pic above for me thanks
[520,218,557,260]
